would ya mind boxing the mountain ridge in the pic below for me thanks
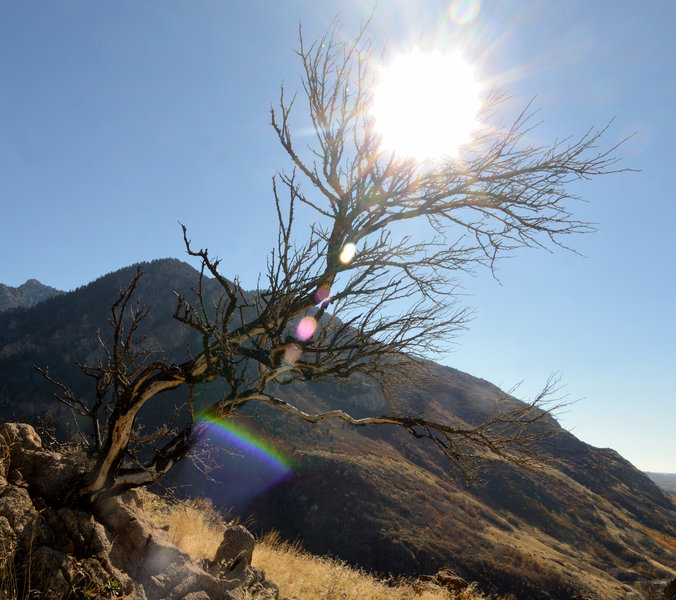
[0,278,63,312]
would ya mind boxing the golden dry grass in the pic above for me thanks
[142,491,501,600]
[139,491,227,561]
[252,532,478,600]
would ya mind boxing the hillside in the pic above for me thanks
[0,259,674,600]
[225,378,676,599]
[142,489,509,600]
[647,473,676,497]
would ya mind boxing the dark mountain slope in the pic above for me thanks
[0,259,674,600]
[0,258,206,422]
[233,371,675,599]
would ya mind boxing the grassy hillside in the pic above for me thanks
[140,490,511,600]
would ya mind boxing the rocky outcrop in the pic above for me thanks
[0,422,285,600]
[414,568,469,594]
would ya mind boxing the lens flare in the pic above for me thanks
[296,316,317,341]
[314,285,331,305]
[339,243,357,264]
[284,342,303,364]
[198,410,297,480]
[449,0,481,25]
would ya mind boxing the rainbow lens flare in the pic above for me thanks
[199,409,297,483]
[448,0,481,25]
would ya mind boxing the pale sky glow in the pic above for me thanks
[1,1,674,473]
[372,49,481,159]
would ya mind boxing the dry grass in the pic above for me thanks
[142,491,504,600]
[139,491,227,562]
[0,543,19,600]
[0,484,514,600]
[253,531,473,600]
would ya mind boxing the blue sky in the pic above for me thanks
[1,1,674,472]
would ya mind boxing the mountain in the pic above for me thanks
[227,374,676,600]
[0,258,211,426]
[0,259,674,600]
[0,278,63,312]
[647,473,676,496]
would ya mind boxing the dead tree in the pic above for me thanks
[41,20,625,501]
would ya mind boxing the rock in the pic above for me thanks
[214,525,255,566]
[0,515,17,562]
[0,423,282,600]
[94,493,238,600]
[414,568,468,594]
[29,545,75,599]
[0,484,36,534]
[0,422,43,452]
[247,581,279,600]
[0,422,86,502]
[55,506,111,556]
[435,567,469,591]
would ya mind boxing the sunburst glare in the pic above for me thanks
[372,49,482,160]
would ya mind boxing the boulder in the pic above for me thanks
[214,525,255,566]
[93,493,242,600]
[0,422,43,452]
[414,568,469,594]
[0,422,86,502]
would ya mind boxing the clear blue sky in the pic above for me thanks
[1,1,674,472]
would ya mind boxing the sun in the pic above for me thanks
[371,49,482,161]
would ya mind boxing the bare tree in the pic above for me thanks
[41,20,624,502]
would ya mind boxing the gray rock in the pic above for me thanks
[0,484,37,534]
[214,525,255,566]
[0,422,43,452]
[29,545,74,599]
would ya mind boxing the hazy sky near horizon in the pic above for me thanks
[1,1,675,472]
